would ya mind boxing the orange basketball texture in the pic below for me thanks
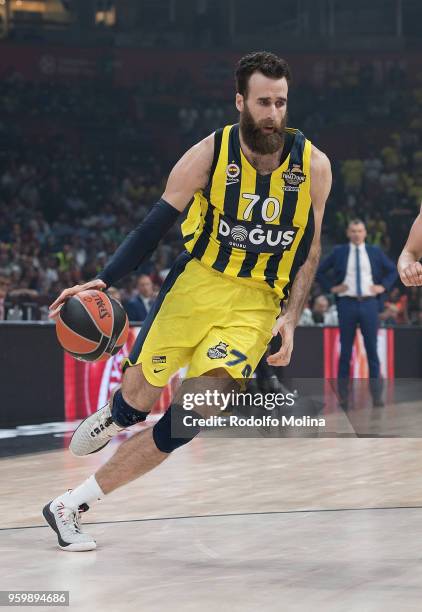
[56,290,129,362]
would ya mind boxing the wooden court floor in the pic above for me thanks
[2,414,422,611]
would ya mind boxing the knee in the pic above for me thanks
[152,405,201,453]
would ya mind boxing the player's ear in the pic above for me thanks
[235,93,244,113]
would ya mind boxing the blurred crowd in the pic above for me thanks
[0,58,421,323]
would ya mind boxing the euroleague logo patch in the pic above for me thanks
[226,162,240,185]
[282,164,306,191]
[207,341,229,359]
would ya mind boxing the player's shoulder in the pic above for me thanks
[187,130,220,170]
[190,126,231,175]
[188,131,215,158]
[310,143,331,175]
[309,143,332,208]
[174,131,216,178]
[194,126,227,152]
[195,124,231,150]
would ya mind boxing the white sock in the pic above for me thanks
[61,475,105,509]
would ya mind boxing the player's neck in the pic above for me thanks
[239,130,285,176]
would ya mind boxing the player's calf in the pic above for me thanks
[152,371,237,453]
[152,404,201,453]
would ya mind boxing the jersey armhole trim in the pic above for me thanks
[206,128,224,188]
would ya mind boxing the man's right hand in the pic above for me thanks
[399,261,422,287]
[331,284,348,294]
[49,279,107,319]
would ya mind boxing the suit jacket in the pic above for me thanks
[124,296,148,322]
[316,244,397,310]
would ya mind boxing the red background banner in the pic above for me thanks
[324,327,395,379]
[64,325,395,422]
[64,326,181,421]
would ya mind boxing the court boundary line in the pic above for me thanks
[2,504,422,532]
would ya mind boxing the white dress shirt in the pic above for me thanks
[139,295,153,313]
[340,242,374,297]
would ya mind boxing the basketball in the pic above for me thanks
[55,290,129,362]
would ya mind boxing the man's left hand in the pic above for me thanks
[370,284,385,295]
[267,315,295,367]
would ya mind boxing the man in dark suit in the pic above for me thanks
[124,274,156,322]
[317,219,397,406]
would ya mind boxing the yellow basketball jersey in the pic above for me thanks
[182,124,314,299]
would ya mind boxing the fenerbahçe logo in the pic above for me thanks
[282,164,306,192]
[226,162,240,185]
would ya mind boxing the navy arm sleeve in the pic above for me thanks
[97,198,180,288]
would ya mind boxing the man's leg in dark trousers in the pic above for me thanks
[337,297,359,406]
[359,298,383,405]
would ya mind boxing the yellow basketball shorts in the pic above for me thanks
[123,252,281,387]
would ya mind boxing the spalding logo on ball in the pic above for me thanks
[56,290,129,362]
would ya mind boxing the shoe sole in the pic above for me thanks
[42,502,96,552]
[69,416,111,457]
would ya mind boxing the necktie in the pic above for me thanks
[355,246,362,296]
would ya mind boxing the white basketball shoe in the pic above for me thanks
[70,398,124,456]
[43,494,96,552]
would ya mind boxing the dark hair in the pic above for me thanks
[235,51,291,97]
[348,218,366,227]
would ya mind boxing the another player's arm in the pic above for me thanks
[49,135,215,318]
[397,205,422,287]
[268,146,332,367]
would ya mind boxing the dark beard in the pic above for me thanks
[240,104,286,155]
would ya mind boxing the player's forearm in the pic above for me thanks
[284,244,321,327]
[98,198,180,288]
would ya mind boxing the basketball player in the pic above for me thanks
[398,204,422,286]
[44,52,332,550]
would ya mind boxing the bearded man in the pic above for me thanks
[44,51,332,551]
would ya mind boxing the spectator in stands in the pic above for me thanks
[407,287,422,325]
[312,295,338,326]
[107,286,123,304]
[380,287,408,325]
[0,65,421,325]
[0,275,10,320]
[299,295,338,326]
[363,150,383,182]
[366,211,389,250]
[123,274,156,322]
